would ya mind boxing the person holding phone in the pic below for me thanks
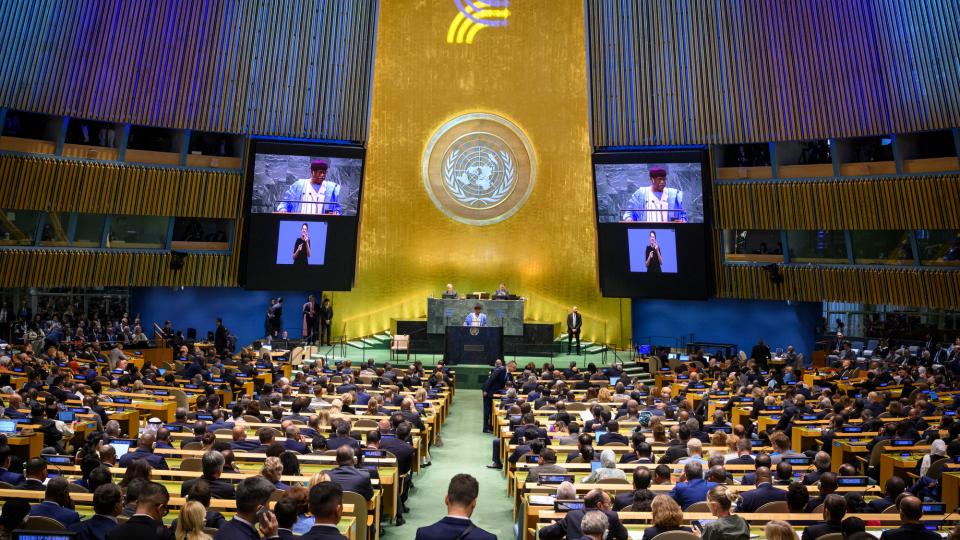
[293,224,311,266]
[645,231,663,273]
[692,485,749,540]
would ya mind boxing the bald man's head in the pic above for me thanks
[754,466,772,484]
[138,433,156,450]
[232,426,246,441]
[335,446,355,466]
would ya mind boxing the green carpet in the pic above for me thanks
[381,389,514,540]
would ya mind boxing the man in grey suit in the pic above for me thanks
[325,446,374,501]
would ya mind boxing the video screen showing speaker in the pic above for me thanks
[593,149,712,299]
[241,140,365,291]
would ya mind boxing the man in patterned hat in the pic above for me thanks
[276,159,341,214]
[622,165,686,223]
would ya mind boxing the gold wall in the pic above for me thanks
[332,1,629,346]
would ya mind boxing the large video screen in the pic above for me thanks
[593,149,712,299]
[250,153,362,216]
[594,162,704,223]
[240,140,364,291]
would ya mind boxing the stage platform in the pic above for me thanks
[393,319,560,358]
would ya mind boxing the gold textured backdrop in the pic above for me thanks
[331,1,629,346]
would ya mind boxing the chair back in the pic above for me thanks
[67,482,89,493]
[180,457,203,472]
[650,532,699,540]
[214,428,233,436]
[390,335,410,351]
[756,500,789,513]
[0,481,16,489]
[170,389,189,410]
[354,419,378,429]
[685,501,710,512]
[183,442,203,451]
[818,534,843,540]
[811,503,824,514]
[342,490,369,540]
[926,455,950,480]
[24,516,66,531]
[881,504,899,514]
[596,477,630,484]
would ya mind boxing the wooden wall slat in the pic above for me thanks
[0,0,377,141]
[586,0,960,146]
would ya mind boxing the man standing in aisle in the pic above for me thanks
[482,360,515,433]
[567,306,582,355]
[318,298,333,346]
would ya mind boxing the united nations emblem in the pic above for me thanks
[423,113,535,225]
[469,327,480,336]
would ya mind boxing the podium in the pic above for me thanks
[444,325,503,365]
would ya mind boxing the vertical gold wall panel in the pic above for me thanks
[331,2,628,345]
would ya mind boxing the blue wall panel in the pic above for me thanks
[632,298,822,360]
[131,287,321,347]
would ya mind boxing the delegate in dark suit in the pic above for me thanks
[106,515,174,540]
[181,476,235,499]
[70,514,120,540]
[800,522,843,540]
[736,482,787,513]
[299,524,348,540]
[538,509,628,540]
[667,479,717,510]
[29,501,81,526]
[118,449,169,470]
[214,518,263,540]
[415,516,497,540]
[326,466,374,501]
[482,364,512,432]
[566,310,582,354]
[879,522,941,540]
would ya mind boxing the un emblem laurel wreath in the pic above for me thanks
[443,145,515,207]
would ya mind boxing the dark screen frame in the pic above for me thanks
[591,148,713,299]
[240,139,366,291]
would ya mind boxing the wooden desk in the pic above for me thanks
[7,431,43,460]
[943,471,960,515]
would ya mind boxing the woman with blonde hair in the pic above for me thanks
[641,495,692,539]
[174,501,211,540]
[598,387,613,403]
[261,456,288,490]
[314,408,331,427]
[697,485,749,540]
[308,471,331,488]
[763,520,798,540]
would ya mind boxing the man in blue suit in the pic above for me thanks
[667,462,718,510]
[300,482,348,540]
[325,446,374,501]
[737,467,787,512]
[276,160,341,215]
[482,360,515,433]
[118,433,169,470]
[0,444,25,485]
[415,474,496,540]
[70,483,122,540]
[213,477,280,540]
[621,166,687,223]
[28,477,81,526]
[463,304,487,327]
